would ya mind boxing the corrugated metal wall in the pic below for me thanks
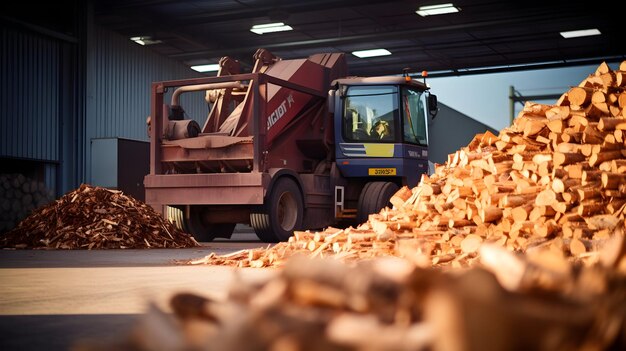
[0,26,60,162]
[84,25,207,182]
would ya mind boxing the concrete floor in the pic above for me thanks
[0,228,274,351]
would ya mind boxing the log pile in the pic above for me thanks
[193,60,626,268]
[0,173,55,234]
[73,237,626,351]
[0,184,199,249]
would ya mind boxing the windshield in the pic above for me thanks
[342,86,399,142]
[401,87,428,145]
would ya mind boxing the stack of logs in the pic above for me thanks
[0,184,199,249]
[0,173,55,234]
[192,60,626,269]
[74,240,626,351]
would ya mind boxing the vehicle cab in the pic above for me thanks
[330,76,438,188]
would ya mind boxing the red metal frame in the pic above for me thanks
[145,67,333,210]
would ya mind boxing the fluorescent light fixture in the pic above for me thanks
[416,3,460,16]
[352,49,392,58]
[190,64,221,72]
[560,28,601,38]
[250,22,293,35]
[130,36,162,46]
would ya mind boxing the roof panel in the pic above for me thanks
[92,0,625,77]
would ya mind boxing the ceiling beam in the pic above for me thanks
[96,0,393,27]
[349,56,626,78]
[168,12,594,59]
[180,0,392,25]
[1,15,78,43]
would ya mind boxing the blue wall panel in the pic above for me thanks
[85,25,207,181]
[0,27,60,162]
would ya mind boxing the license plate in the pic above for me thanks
[368,168,397,176]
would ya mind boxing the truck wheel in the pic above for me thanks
[251,177,303,243]
[356,182,399,224]
[184,206,235,242]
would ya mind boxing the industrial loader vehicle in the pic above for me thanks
[144,49,437,242]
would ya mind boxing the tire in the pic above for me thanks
[251,177,304,243]
[356,182,399,224]
[166,206,187,232]
[169,205,235,242]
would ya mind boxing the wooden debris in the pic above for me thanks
[75,240,626,351]
[0,184,198,249]
[191,61,626,269]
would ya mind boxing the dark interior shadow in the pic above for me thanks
[0,314,139,351]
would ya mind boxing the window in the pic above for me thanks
[401,87,428,145]
[342,86,399,142]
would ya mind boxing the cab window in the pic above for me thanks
[401,87,428,145]
[342,86,399,142]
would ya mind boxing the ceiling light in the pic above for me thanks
[250,22,293,35]
[559,28,601,38]
[416,3,460,17]
[130,36,162,46]
[352,49,392,58]
[190,64,221,72]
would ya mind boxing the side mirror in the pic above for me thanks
[327,89,336,113]
[428,94,438,119]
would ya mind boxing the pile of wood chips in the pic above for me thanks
[0,184,199,249]
[74,238,626,351]
[192,61,626,269]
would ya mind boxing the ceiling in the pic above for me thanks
[93,1,624,77]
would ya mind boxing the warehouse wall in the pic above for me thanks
[428,102,498,165]
[84,25,207,184]
[0,26,60,162]
[0,12,209,232]
[1,15,210,198]
[0,22,72,232]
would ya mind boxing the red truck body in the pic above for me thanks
[145,49,434,242]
